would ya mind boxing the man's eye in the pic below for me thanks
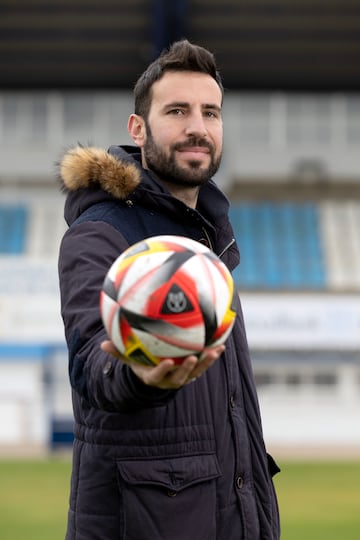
[169,109,184,115]
[205,111,218,118]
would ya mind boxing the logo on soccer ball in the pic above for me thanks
[167,291,187,313]
[162,284,194,314]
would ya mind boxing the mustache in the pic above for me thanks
[172,136,214,152]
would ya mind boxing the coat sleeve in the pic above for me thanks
[58,220,176,412]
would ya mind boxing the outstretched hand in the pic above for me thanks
[100,340,225,389]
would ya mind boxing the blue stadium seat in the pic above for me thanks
[50,418,74,449]
[229,203,326,289]
[0,205,28,254]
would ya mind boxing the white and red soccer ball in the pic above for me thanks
[100,235,236,366]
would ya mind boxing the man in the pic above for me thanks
[58,40,280,540]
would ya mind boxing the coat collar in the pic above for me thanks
[59,144,230,227]
[59,144,239,269]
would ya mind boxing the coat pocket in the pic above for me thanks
[116,454,221,540]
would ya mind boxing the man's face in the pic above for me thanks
[142,71,223,187]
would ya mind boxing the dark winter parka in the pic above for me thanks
[58,145,280,540]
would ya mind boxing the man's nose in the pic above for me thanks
[185,112,207,138]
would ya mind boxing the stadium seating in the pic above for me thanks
[230,203,325,289]
[1,200,359,291]
[26,199,66,257]
[230,201,359,290]
[0,199,65,257]
[0,205,28,254]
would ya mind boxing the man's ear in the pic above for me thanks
[128,114,146,147]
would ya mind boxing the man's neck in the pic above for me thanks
[159,179,200,209]
[145,165,201,209]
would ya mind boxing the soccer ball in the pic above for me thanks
[100,235,236,366]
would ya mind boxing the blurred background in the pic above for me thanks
[0,0,359,459]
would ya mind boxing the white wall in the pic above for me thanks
[0,361,48,447]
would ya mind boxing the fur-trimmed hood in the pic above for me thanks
[59,145,153,226]
[59,144,141,199]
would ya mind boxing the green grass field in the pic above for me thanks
[0,457,359,539]
[275,460,360,539]
[0,458,70,540]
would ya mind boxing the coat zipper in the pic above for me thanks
[218,237,236,259]
[201,227,235,260]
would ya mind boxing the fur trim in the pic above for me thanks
[59,146,141,199]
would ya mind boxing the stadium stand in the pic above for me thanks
[2,198,359,293]
[0,2,360,454]
[26,199,66,257]
[188,0,360,90]
[0,205,28,254]
[1,0,360,91]
[230,202,325,290]
[0,198,66,257]
[320,201,360,289]
[0,0,152,89]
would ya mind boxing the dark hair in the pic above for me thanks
[134,40,224,119]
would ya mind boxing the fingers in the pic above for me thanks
[100,339,179,386]
[100,340,129,362]
[100,339,225,390]
[131,358,177,387]
[135,345,225,389]
[162,355,199,388]
[184,345,225,384]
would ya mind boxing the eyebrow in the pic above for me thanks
[163,102,222,112]
[203,103,222,113]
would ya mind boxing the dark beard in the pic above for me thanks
[143,126,221,188]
